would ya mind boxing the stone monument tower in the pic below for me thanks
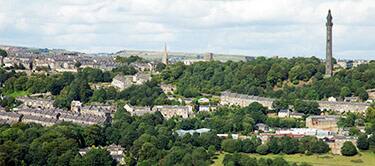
[204,52,213,61]
[325,10,333,77]
[162,43,169,65]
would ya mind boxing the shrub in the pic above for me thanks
[341,141,358,156]
[256,144,269,155]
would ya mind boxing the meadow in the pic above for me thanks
[212,151,375,166]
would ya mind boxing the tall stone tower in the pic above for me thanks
[162,43,169,65]
[325,10,333,77]
[204,52,213,61]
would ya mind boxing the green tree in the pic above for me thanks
[74,61,82,69]
[191,147,210,166]
[272,99,289,112]
[280,137,299,154]
[81,148,114,166]
[83,125,105,146]
[155,63,166,72]
[340,87,351,98]
[293,100,320,115]
[241,138,257,153]
[222,139,241,153]
[208,145,216,156]
[337,113,358,128]
[256,144,269,155]
[0,49,7,66]
[357,134,369,150]
[355,88,369,101]
[268,137,281,154]
[112,65,137,75]
[138,142,159,161]
[272,157,289,166]
[341,141,358,156]
[309,140,329,154]
[0,141,24,166]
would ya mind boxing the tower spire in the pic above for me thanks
[162,42,169,65]
[325,10,333,77]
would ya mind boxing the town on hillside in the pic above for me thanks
[0,7,375,166]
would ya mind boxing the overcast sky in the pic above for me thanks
[0,0,374,59]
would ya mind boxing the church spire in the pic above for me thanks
[162,43,169,65]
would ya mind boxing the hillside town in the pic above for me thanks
[0,42,374,162]
[0,3,375,166]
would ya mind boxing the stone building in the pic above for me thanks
[18,108,59,119]
[204,52,214,61]
[2,47,120,73]
[130,62,155,72]
[318,100,369,113]
[328,96,337,102]
[79,144,125,164]
[220,91,369,113]
[220,91,274,109]
[124,104,154,116]
[70,101,115,118]
[277,109,289,118]
[17,96,55,109]
[111,73,152,91]
[160,83,176,94]
[80,105,115,117]
[182,59,206,65]
[133,73,152,84]
[306,115,339,132]
[70,100,82,112]
[336,60,353,69]
[255,123,270,132]
[366,89,375,100]
[152,105,194,119]
[3,56,33,70]
[20,114,59,126]
[0,111,21,124]
[111,74,134,91]
[344,97,360,102]
[328,136,358,155]
[277,109,305,119]
[0,108,108,126]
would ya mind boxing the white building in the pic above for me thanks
[276,128,336,139]
[176,128,211,137]
[328,96,337,102]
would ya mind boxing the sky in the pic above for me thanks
[0,0,374,60]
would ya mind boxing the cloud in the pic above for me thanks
[0,0,374,60]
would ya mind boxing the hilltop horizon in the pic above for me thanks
[1,1,374,60]
[1,43,372,61]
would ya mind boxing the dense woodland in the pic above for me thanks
[161,57,374,101]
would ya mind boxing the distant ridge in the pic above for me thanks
[0,44,249,61]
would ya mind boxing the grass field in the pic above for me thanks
[7,91,30,97]
[212,151,375,166]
